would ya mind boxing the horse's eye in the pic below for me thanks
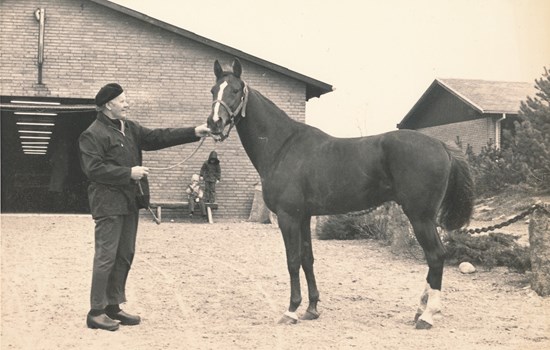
[233,89,240,94]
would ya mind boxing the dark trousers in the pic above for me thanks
[90,211,139,310]
[188,197,207,216]
[204,181,216,203]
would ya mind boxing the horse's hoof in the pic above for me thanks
[415,319,433,330]
[300,310,320,321]
[278,314,298,325]
[413,312,422,323]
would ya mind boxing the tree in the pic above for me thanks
[507,67,550,191]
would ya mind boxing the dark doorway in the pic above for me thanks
[1,97,96,213]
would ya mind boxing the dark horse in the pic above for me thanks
[207,58,474,329]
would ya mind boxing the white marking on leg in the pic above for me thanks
[416,283,430,315]
[212,81,227,123]
[419,287,441,325]
[284,310,298,321]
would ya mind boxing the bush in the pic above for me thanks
[315,214,366,240]
[513,69,550,190]
[465,141,524,196]
[316,203,423,259]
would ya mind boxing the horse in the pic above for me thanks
[206,58,474,329]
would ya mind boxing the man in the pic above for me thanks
[79,83,210,331]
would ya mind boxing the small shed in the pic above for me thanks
[397,79,536,153]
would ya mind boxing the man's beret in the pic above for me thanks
[95,83,124,106]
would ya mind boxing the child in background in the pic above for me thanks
[186,174,206,218]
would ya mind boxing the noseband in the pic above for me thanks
[211,82,248,142]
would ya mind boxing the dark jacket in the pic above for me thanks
[200,151,221,182]
[79,112,200,218]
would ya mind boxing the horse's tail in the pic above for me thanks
[439,143,475,231]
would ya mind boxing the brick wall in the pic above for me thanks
[417,118,496,153]
[0,0,307,218]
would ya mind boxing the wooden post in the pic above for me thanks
[207,206,213,224]
[156,206,162,223]
[529,205,550,296]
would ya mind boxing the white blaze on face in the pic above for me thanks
[212,81,228,123]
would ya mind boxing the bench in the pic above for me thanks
[149,201,218,224]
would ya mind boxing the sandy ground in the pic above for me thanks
[1,214,549,350]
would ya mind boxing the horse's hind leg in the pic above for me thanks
[409,217,445,330]
[300,216,320,321]
[276,210,303,325]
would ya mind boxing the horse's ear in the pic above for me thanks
[214,60,223,80]
[232,58,242,78]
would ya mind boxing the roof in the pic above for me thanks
[436,78,535,113]
[90,0,332,100]
[398,78,536,128]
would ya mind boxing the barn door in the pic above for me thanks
[1,97,96,213]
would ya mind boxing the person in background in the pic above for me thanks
[186,173,207,218]
[200,151,221,203]
[79,83,210,331]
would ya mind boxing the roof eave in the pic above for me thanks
[397,79,439,129]
[483,109,520,115]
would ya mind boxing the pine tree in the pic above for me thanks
[510,67,550,191]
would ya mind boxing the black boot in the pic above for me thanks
[106,305,141,326]
[86,310,119,331]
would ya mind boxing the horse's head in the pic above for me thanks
[207,58,248,139]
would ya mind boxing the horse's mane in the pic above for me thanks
[249,86,297,122]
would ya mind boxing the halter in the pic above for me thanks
[211,82,248,142]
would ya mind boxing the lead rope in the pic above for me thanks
[139,135,209,224]
[136,180,161,225]
[146,137,206,171]
[140,82,248,222]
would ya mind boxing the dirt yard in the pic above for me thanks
[1,214,549,350]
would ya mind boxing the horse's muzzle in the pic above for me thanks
[207,115,225,136]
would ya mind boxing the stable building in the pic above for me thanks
[397,78,535,153]
[0,0,332,218]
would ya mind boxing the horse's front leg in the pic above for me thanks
[300,215,320,321]
[276,210,303,325]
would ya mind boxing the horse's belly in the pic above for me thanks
[305,181,392,216]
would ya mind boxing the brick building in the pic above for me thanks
[0,0,332,218]
[397,79,535,153]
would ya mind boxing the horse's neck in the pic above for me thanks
[236,89,296,176]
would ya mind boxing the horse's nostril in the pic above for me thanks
[207,119,222,134]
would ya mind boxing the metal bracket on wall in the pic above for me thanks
[34,8,45,84]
